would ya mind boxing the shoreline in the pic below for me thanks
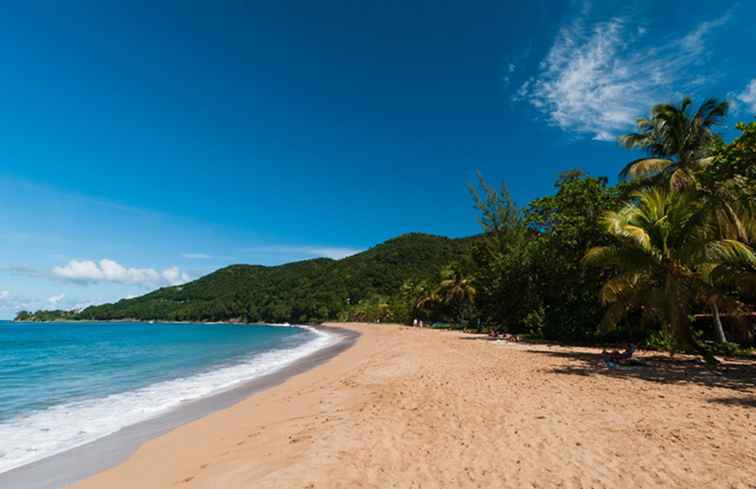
[7,319,314,325]
[0,325,359,489]
[5,322,755,488]
[71,322,756,489]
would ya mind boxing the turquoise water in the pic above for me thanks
[0,321,332,473]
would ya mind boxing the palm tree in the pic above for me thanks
[435,265,477,326]
[400,279,433,321]
[583,187,755,358]
[619,97,728,188]
[698,199,756,342]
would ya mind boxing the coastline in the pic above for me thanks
[7,319,310,325]
[68,322,756,489]
[0,325,358,489]
[4,322,755,488]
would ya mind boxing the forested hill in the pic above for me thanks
[41,233,476,323]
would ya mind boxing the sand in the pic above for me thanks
[71,322,756,489]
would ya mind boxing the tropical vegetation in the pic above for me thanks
[18,97,756,359]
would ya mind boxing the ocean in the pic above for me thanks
[0,321,332,474]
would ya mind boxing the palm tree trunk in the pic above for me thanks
[712,302,727,343]
[665,274,716,363]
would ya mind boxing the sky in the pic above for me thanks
[0,0,754,318]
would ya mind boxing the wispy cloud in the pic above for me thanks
[48,293,65,305]
[242,245,363,260]
[0,291,9,301]
[734,79,756,113]
[515,10,731,141]
[0,266,43,278]
[52,259,191,287]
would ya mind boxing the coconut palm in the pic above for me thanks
[583,187,755,358]
[400,279,434,321]
[698,199,756,341]
[435,265,477,325]
[619,97,729,188]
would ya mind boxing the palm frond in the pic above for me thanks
[619,132,651,150]
[695,97,729,127]
[583,245,657,271]
[703,239,756,267]
[669,167,695,190]
[619,158,673,181]
[599,273,644,304]
[709,266,756,295]
[599,281,662,332]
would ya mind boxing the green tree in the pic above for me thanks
[619,97,728,188]
[700,121,756,199]
[526,171,623,340]
[584,187,755,359]
[468,174,538,331]
[435,264,477,326]
[399,278,433,322]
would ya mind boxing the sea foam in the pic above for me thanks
[0,325,334,474]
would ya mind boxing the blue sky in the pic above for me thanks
[1,0,754,318]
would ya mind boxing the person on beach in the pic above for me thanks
[601,343,637,368]
[501,333,519,342]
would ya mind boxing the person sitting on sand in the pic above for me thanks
[601,343,637,367]
[497,332,519,342]
[488,329,520,343]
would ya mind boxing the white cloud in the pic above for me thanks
[0,291,9,300]
[52,259,191,287]
[243,245,363,260]
[735,79,756,113]
[48,293,65,305]
[515,11,731,140]
[181,253,213,260]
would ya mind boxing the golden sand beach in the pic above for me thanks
[72,322,756,489]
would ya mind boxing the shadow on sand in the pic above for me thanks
[706,396,756,407]
[522,348,756,394]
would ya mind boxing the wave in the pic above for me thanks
[0,325,335,474]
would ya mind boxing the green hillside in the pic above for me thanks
[70,233,476,323]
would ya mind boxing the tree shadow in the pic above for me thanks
[529,349,756,392]
[458,335,498,342]
[707,396,756,408]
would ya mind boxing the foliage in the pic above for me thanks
[525,171,624,340]
[15,309,79,322]
[21,233,477,324]
[699,121,756,202]
[584,187,756,358]
[642,329,675,351]
[702,340,741,358]
[618,97,728,188]
[467,171,624,340]
[398,278,434,321]
[434,264,477,326]
[17,98,755,360]
[468,174,538,331]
